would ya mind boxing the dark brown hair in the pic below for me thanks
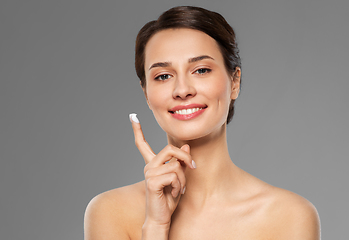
[135,6,241,124]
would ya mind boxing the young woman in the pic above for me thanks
[84,6,320,240]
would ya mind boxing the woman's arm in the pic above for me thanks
[141,221,170,240]
[130,114,196,239]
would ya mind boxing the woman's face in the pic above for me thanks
[143,28,240,141]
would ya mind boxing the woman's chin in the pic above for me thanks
[164,127,206,141]
[167,134,206,144]
[166,124,225,143]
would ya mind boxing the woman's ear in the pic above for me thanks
[141,81,152,110]
[230,67,241,100]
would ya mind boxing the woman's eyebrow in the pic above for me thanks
[188,55,214,63]
[148,55,214,70]
[149,62,171,70]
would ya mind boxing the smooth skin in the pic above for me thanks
[84,29,320,240]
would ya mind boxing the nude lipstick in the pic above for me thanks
[169,104,207,120]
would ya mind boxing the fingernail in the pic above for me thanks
[182,186,186,194]
[191,160,196,169]
[129,113,139,123]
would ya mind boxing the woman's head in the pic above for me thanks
[135,6,241,125]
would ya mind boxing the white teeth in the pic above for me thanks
[174,108,203,115]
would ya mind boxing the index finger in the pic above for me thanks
[129,113,155,164]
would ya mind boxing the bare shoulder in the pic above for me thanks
[238,170,320,239]
[263,185,321,239]
[84,181,145,240]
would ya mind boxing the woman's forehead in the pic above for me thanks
[144,28,223,69]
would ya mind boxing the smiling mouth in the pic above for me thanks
[169,105,208,114]
[169,107,204,115]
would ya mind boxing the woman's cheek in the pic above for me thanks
[204,77,231,103]
[147,88,167,110]
[146,87,171,130]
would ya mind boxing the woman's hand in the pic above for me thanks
[130,114,196,229]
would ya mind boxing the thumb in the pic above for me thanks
[180,144,196,169]
[180,144,190,154]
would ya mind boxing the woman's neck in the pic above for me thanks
[167,124,240,210]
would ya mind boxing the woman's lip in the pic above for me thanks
[168,104,207,112]
[170,107,206,120]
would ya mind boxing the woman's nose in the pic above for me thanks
[172,76,197,100]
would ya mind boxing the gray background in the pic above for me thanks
[1,0,348,239]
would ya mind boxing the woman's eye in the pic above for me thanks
[155,74,171,81]
[194,68,211,75]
